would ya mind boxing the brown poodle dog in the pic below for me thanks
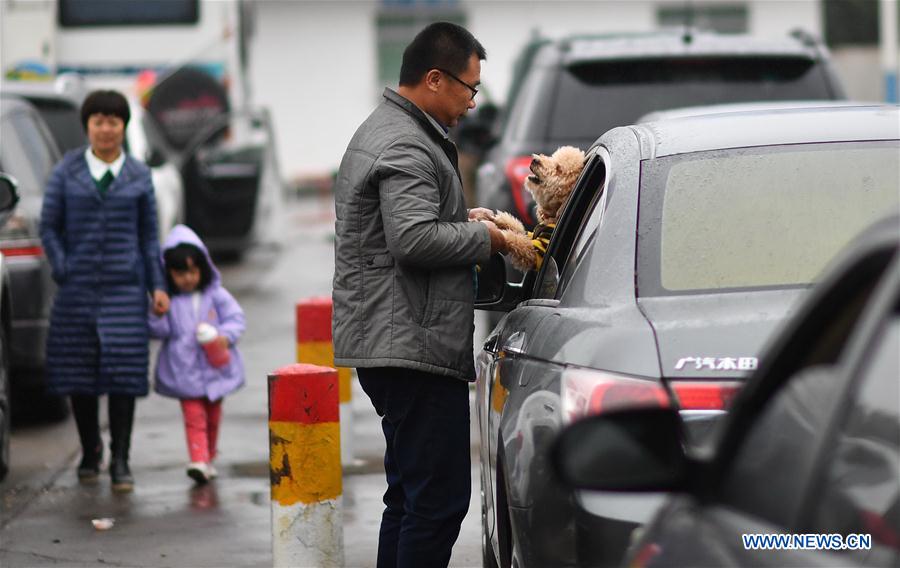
[492,145,585,271]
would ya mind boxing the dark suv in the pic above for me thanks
[475,29,846,225]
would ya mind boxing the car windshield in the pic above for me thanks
[637,140,900,296]
[549,57,833,143]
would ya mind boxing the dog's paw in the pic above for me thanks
[493,210,526,234]
[502,230,537,272]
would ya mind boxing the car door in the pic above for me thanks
[631,235,899,567]
[478,149,611,562]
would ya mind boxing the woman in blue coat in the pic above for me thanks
[40,90,170,492]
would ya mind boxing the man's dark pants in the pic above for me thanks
[357,367,471,568]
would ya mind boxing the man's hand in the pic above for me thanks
[468,207,495,222]
[152,290,170,316]
[481,219,508,254]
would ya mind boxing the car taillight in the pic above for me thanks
[504,156,534,225]
[562,368,671,424]
[670,381,742,411]
[1,245,44,258]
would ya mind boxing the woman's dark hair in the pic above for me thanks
[80,89,130,130]
[163,243,213,292]
[399,22,486,86]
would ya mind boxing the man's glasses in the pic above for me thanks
[436,68,478,100]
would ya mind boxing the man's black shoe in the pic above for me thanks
[110,458,134,493]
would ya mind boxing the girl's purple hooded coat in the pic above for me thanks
[149,225,245,401]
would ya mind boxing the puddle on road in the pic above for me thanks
[230,461,269,478]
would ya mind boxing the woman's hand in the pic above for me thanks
[152,290,170,315]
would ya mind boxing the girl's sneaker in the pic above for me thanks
[186,462,210,484]
[207,464,218,479]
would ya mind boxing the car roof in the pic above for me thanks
[0,95,39,117]
[549,30,822,66]
[637,100,876,123]
[628,105,900,158]
[1,75,87,107]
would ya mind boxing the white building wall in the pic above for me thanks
[748,0,821,39]
[250,1,377,180]
[831,47,882,101]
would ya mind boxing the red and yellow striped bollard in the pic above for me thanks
[296,297,354,465]
[268,364,343,567]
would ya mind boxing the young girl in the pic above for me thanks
[149,225,246,484]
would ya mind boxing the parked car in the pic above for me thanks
[0,173,21,481]
[0,95,61,388]
[2,77,185,241]
[553,214,900,568]
[474,105,899,567]
[473,29,846,228]
[638,99,875,123]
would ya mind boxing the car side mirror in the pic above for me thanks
[0,173,21,224]
[476,253,527,312]
[551,407,690,492]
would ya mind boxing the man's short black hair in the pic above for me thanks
[80,89,130,130]
[399,22,486,86]
[163,243,213,293]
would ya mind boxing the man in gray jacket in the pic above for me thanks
[332,22,506,568]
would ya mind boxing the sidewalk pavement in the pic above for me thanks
[0,376,482,568]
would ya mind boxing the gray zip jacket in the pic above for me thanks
[332,89,491,380]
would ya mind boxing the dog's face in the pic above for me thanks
[524,146,586,224]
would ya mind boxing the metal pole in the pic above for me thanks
[268,363,343,567]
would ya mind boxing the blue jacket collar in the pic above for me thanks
[66,147,140,199]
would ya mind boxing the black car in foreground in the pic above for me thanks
[554,214,900,568]
[475,29,846,227]
[474,105,899,567]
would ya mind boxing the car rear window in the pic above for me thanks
[0,110,57,194]
[548,57,834,142]
[636,140,900,296]
[30,99,86,153]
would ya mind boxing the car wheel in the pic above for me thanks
[0,325,11,481]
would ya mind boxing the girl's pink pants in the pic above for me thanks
[180,398,223,463]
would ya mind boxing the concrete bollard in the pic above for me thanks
[296,297,355,465]
[268,364,343,568]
